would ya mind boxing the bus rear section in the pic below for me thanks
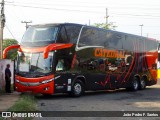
[158,43,160,79]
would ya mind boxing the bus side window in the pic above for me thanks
[56,59,65,71]
[64,25,81,43]
[58,27,68,43]
[158,43,160,50]
[56,58,71,71]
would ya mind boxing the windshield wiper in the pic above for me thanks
[17,71,30,77]
[18,72,28,74]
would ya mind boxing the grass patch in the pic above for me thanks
[0,117,3,120]
[0,87,37,120]
[6,93,37,120]
[8,93,37,111]
[0,93,37,120]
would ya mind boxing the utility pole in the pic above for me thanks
[139,24,143,36]
[21,21,32,30]
[0,0,5,59]
[105,8,109,24]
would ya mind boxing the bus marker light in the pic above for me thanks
[68,79,71,84]
[67,86,71,91]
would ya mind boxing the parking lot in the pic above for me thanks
[36,81,160,120]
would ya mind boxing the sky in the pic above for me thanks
[3,0,160,42]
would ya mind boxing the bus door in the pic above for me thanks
[54,57,74,93]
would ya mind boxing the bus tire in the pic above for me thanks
[131,77,139,91]
[139,78,146,90]
[70,80,84,97]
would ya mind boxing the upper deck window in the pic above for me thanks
[158,42,160,50]
[57,25,81,43]
[78,27,123,49]
[21,26,59,43]
[78,27,99,47]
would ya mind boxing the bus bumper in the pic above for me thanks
[15,75,54,94]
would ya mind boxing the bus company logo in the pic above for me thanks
[2,112,11,117]
[94,48,125,58]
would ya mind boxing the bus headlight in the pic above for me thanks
[16,79,20,83]
[41,78,54,84]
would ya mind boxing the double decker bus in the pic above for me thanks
[3,23,158,97]
[158,43,160,79]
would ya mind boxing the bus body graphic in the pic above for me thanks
[3,23,158,96]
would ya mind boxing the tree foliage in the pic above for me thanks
[94,22,117,30]
[3,39,18,60]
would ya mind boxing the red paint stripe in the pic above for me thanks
[71,54,77,69]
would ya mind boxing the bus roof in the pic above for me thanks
[28,23,157,41]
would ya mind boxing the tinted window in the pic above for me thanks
[78,27,123,50]
[122,35,134,51]
[64,25,81,43]
[158,53,160,61]
[146,40,157,51]
[57,26,68,43]
[99,30,108,46]
[22,26,59,43]
[78,27,99,47]
[106,32,123,50]
[158,43,160,50]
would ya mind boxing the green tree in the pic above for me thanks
[94,22,117,30]
[3,39,18,60]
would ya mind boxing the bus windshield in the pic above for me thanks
[21,26,59,43]
[17,52,54,77]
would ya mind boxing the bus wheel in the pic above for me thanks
[139,78,146,90]
[131,77,139,91]
[71,80,84,97]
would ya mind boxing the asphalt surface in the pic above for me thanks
[35,81,160,120]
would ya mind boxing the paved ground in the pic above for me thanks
[0,92,20,111]
[0,82,160,120]
[35,83,160,120]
